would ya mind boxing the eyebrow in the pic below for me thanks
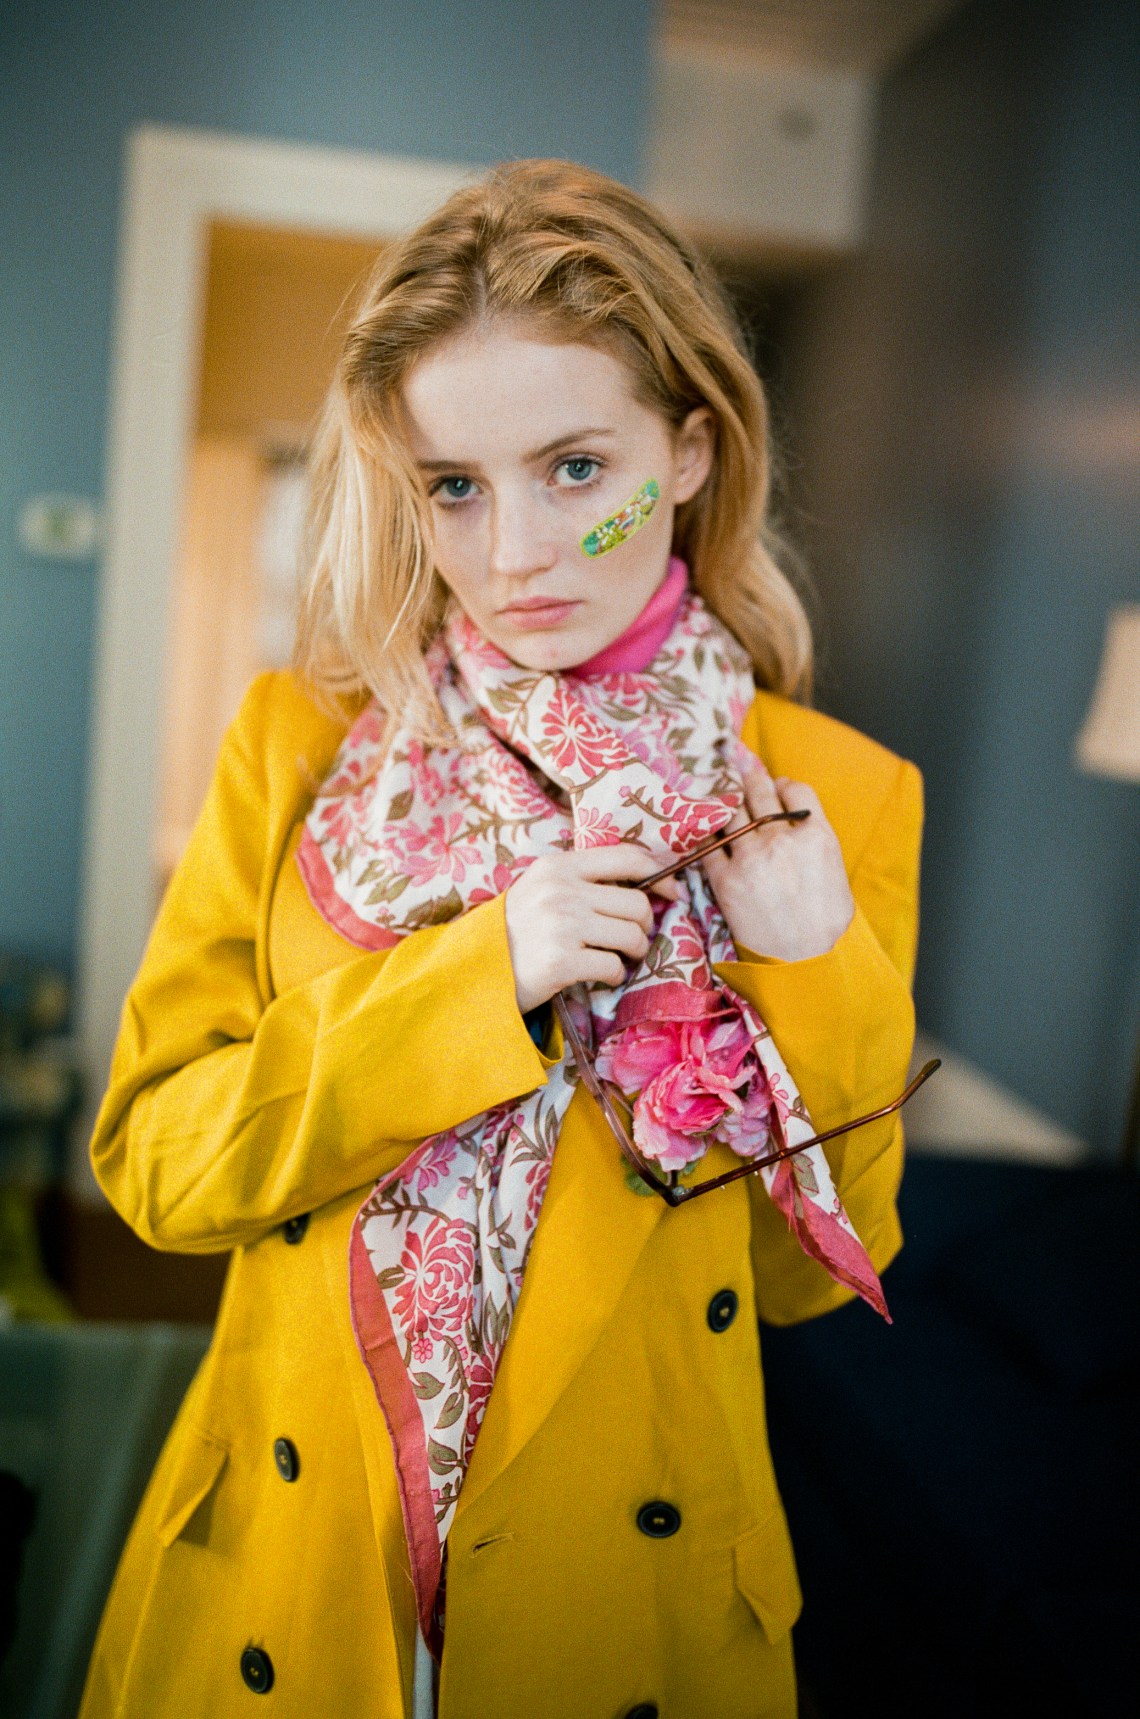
[414,426,617,473]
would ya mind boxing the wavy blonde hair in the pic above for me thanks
[294,158,812,734]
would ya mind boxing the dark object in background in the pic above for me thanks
[0,959,70,1059]
[765,1156,1140,1719]
[36,1187,229,1324]
[0,954,80,1322]
[0,1472,37,1671]
[0,955,78,1184]
[0,951,227,1324]
[0,1324,210,1717]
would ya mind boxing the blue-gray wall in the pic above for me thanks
[784,0,1140,1152]
[0,0,654,970]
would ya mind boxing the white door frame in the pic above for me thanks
[75,124,473,1186]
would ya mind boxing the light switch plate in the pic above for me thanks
[19,493,102,560]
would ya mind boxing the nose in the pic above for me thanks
[489,487,557,582]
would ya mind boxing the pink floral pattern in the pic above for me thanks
[539,685,631,776]
[598,1002,770,1174]
[302,582,887,1651]
[391,1218,476,1359]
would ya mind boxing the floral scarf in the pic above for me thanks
[298,573,887,1652]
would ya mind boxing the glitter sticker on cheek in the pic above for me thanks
[580,478,660,558]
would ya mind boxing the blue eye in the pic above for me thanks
[559,457,600,484]
[434,476,475,502]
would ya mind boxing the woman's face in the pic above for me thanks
[400,319,714,669]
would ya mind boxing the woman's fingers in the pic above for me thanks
[771,775,821,818]
[706,762,787,872]
[704,763,812,885]
[587,882,655,931]
[576,949,629,988]
[701,766,854,960]
[583,911,650,961]
[573,844,664,884]
[507,847,665,1010]
[741,760,787,822]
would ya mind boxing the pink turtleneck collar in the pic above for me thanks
[572,555,688,676]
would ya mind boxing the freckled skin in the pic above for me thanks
[401,321,712,672]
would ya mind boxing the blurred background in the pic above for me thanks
[1,1,1137,1715]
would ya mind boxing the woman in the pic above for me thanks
[81,160,921,1719]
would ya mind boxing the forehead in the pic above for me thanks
[400,323,643,455]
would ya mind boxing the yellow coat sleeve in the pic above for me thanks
[89,679,549,1255]
[715,754,923,1325]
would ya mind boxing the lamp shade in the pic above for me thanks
[1075,604,1140,782]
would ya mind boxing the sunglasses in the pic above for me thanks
[553,808,939,1207]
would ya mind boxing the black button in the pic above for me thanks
[240,1647,274,1693]
[625,1707,659,1719]
[273,1438,299,1482]
[283,1213,309,1244]
[707,1288,739,1332]
[636,1501,681,1538]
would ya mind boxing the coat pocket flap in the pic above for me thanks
[733,1503,803,1644]
[157,1429,229,1548]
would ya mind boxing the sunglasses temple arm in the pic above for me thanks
[737,1058,942,1174]
[798,1057,940,1147]
[638,808,810,892]
[551,992,674,1196]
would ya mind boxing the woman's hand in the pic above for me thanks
[703,762,854,962]
[505,848,679,1014]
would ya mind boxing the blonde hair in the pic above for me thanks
[295,159,812,733]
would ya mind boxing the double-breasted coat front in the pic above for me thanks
[79,670,921,1719]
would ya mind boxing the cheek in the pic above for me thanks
[583,495,670,592]
[430,514,485,593]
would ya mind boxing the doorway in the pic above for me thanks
[75,126,472,1186]
[155,220,384,890]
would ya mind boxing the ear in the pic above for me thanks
[671,407,715,505]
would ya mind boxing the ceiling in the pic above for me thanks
[661,0,964,72]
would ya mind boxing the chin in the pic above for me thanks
[493,629,601,673]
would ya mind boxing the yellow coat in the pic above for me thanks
[81,671,922,1719]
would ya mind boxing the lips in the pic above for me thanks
[498,598,582,629]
